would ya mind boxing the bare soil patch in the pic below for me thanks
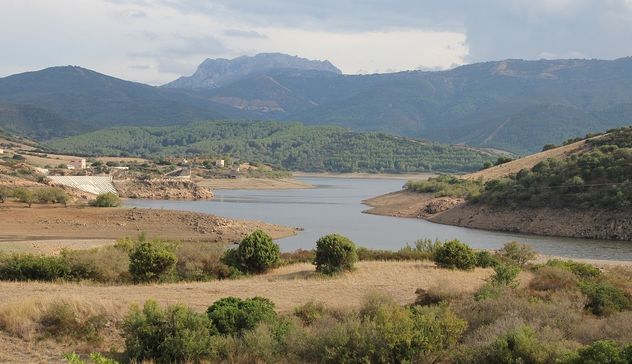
[0,204,296,248]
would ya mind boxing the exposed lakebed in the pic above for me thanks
[126,177,632,261]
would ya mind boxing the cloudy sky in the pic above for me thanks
[2,0,632,85]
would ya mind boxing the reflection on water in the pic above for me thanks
[125,177,632,261]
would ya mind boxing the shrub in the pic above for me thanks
[92,192,120,207]
[474,282,508,301]
[313,234,358,275]
[0,254,72,281]
[490,262,521,286]
[529,266,578,292]
[294,301,327,326]
[206,296,277,336]
[0,187,10,203]
[496,241,536,267]
[564,340,630,364]
[580,281,631,316]
[123,300,216,363]
[432,239,476,270]
[128,241,177,283]
[475,250,498,268]
[40,301,107,342]
[223,230,280,274]
[459,326,568,364]
[546,259,601,279]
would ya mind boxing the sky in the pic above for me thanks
[2,0,632,85]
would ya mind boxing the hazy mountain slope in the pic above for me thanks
[0,66,223,131]
[0,102,92,139]
[183,57,632,153]
[164,53,341,89]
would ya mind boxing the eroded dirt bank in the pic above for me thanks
[364,191,632,241]
[0,204,295,246]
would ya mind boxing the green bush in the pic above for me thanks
[432,239,476,270]
[546,259,601,279]
[564,340,631,364]
[0,254,72,281]
[92,192,120,207]
[496,241,536,267]
[123,300,216,363]
[128,241,177,283]
[206,296,277,336]
[405,175,483,198]
[475,250,498,268]
[579,281,631,316]
[490,262,521,286]
[294,301,327,326]
[313,234,358,275]
[223,230,280,274]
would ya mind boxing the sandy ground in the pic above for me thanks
[0,204,296,251]
[293,172,437,180]
[363,190,434,218]
[196,177,313,190]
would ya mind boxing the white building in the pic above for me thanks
[0,149,4,154]
[68,159,86,169]
[215,159,225,167]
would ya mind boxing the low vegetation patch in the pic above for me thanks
[0,186,69,207]
[91,192,120,207]
[405,175,483,198]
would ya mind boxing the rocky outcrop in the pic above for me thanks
[164,53,341,89]
[114,178,214,200]
[429,203,632,241]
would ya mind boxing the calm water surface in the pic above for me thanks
[126,177,632,261]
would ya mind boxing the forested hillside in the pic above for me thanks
[475,127,632,209]
[47,121,495,173]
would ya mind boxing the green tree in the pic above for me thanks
[432,239,476,270]
[13,187,36,207]
[223,230,280,274]
[313,234,358,275]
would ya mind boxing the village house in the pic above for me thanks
[68,159,86,169]
[215,159,225,167]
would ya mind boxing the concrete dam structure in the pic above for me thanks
[48,176,118,195]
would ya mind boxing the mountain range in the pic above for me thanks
[1,53,632,153]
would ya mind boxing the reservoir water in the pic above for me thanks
[126,177,632,261]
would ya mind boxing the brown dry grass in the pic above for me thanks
[463,138,594,181]
[0,261,492,313]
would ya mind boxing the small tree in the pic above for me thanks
[13,187,35,207]
[224,230,280,274]
[92,192,120,207]
[128,241,177,283]
[497,242,536,267]
[432,239,476,270]
[0,187,10,203]
[313,234,357,275]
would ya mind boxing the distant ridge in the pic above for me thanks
[163,53,342,89]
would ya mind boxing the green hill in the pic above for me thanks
[47,121,496,173]
[474,127,632,209]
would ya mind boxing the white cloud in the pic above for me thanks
[0,0,631,85]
